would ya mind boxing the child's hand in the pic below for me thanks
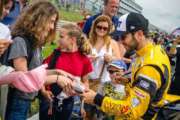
[115,75,129,85]
[104,54,112,63]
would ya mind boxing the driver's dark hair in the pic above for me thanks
[132,30,149,38]
[143,30,149,38]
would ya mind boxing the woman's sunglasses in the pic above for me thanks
[96,25,108,31]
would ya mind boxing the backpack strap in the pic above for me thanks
[48,49,61,69]
[47,49,62,96]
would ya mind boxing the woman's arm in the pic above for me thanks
[81,75,89,90]
[13,57,28,71]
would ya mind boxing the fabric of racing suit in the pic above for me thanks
[94,42,180,120]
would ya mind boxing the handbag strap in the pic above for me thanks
[99,61,106,80]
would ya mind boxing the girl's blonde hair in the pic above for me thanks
[61,24,91,55]
[89,15,112,49]
[11,0,59,48]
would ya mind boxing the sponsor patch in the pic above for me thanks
[139,80,150,89]
[135,90,145,98]
[131,97,140,108]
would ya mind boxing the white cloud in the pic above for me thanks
[136,0,180,32]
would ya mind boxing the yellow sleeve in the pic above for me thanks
[99,66,161,119]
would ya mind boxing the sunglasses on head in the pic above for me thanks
[96,25,108,31]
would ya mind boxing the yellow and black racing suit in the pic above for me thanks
[94,42,180,120]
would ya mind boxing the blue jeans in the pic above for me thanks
[5,95,31,120]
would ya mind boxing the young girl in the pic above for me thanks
[40,24,93,120]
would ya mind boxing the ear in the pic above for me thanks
[134,30,144,41]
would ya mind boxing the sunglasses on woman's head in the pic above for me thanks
[96,25,108,31]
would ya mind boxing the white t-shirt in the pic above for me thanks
[0,23,11,40]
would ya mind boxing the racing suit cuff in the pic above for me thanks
[94,93,105,107]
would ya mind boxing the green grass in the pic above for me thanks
[59,8,84,22]
[42,43,57,58]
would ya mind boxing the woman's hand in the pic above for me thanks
[57,75,74,95]
[82,89,97,104]
[89,54,98,62]
[104,54,112,63]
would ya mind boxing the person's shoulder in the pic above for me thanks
[13,36,26,43]
[0,23,11,39]
[112,15,119,20]
[0,23,9,30]
[112,15,119,22]
[110,38,118,46]
[87,13,101,22]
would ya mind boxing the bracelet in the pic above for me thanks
[56,74,59,83]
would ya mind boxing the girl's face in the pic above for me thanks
[40,14,57,45]
[95,21,109,37]
[58,28,72,50]
[1,1,13,19]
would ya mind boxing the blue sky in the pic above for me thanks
[136,0,180,32]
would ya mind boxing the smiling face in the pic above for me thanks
[121,33,138,52]
[95,21,109,37]
[41,14,57,43]
[108,66,124,84]
[104,0,119,17]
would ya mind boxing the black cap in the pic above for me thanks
[117,12,149,34]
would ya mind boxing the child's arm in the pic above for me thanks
[97,84,105,96]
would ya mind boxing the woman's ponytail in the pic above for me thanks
[77,34,91,55]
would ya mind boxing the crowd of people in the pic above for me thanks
[0,0,180,120]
